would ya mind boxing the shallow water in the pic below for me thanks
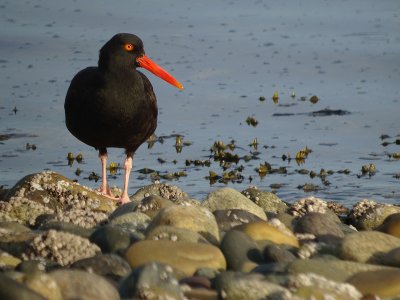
[1,0,399,206]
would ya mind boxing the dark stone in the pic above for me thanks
[16,259,60,273]
[213,209,264,231]
[38,220,94,238]
[263,244,296,263]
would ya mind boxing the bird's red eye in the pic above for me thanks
[124,43,134,51]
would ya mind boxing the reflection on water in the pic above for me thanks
[1,0,399,206]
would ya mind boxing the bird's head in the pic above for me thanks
[99,33,183,90]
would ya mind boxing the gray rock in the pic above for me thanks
[241,187,288,213]
[119,262,184,299]
[134,194,174,218]
[294,212,344,244]
[109,211,151,233]
[263,244,296,263]
[220,229,263,272]
[90,224,141,255]
[38,220,95,239]
[213,209,264,231]
[0,273,46,300]
[108,201,139,220]
[202,187,267,220]
[130,183,188,203]
[49,269,119,300]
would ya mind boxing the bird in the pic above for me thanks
[65,33,183,204]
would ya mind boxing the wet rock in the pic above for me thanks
[146,225,210,244]
[130,183,188,203]
[213,209,264,231]
[22,229,100,266]
[348,201,400,230]
[134,194,174,218]
[241,187,288,213]
[340,231,400,263]
[125,240,226,276]
[202,187,267,220]
[38,220,94,239]
[119,262,183,299]
[220,229,263,272]
[235,220,299,247]
[109,211,151,234]
[377,212,400,238]
[71,253,131,283]
[145,205,220,244]
[49,269,120,300]
[347,269,400,298]
[0,273,46,300]
[23,272,62,300]
[263,244,296,263]
[214,271,292,300]
[1,172,115,227]
[294,212,344,244]
[90,224,141,254]
[288,273,362,299]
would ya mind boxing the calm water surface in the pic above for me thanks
[1,0,399,206]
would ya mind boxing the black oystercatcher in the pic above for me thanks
[65,33,183,203]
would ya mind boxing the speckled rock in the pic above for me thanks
[130,183,189,203]
[214,271,292,300]
[213,209,264,231]
[71,254,131,282]
[294,212,344,244]
[220,229,263,272]
[347,269,400,298]
[348,201,400,230]
[49,269,120,300]
[0,249,21,269]
[22,229,100,266]
[134,195,174,218]
[38,220,94,239]
[340,231,400,263]
[288,196,328,218]
[288,273,362,300]
[90,224,141,254]
[235,220,299,247]
[109,211,151,233]
[146,225,210,244]
[23,272,62,300]
[125,240,226,276]
[119,262,184,299]
[1,172,115,227]
[202,187,267,220]
[241,187,288,213]
[145,205,220,244]
[377,212,400,238]
[0,273,46,300]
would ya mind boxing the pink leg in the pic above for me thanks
[97,151,117,199]
[119,154,133,204]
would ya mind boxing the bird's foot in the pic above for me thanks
[118,193,130,205]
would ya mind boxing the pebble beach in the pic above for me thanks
[1,171,400,299]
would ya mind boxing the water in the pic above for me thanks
[1,0,399,206]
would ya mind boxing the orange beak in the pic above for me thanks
[136,55,184,90]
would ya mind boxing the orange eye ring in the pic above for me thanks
[124,43,134,51]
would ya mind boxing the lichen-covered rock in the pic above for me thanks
[1,172,116,227]
[202,187,267,220]
[348,200,400,230]
[22,230,100,266]
[130,183,189,203]
[241,187,288,214]
[145,205,220,244]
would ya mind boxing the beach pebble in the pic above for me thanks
[241,187,288,213]
[213,209,264,231]
[130,183,188,203]
[23,271,62,300]
[377,212,400,238]
[134,194,174,218]
[0,273,46,300]
[109,211,151,233]
[340,231,400,263]
[146,225,210,244]
[119,262,183,299]
[125,240,226,276]
[202,187,267,220]
[263,244,296,264]
[145,204,220,244]
[49,269,120,300]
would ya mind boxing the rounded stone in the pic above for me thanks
[119,262,183,299]
[235,221,299,247]
[348,202,400,230]
[340,231,400,263]
[108,201,139,220]
[0,249,21,269]
[130,183,188,203]
[109,211,151,233]
[241,187,288,213]
[263,244,296,263]
[202,187,267,220]
[294,212,344,244]
[145,205,220,244]
[0,273,46,300]
[23,272,62,300]
[38,220,94,239]
[146,225,210,244]
[378,213,400,238]
[125,240,226,276]
[49,269,120,300]
[213,209,264,231]
[220,229,263,272]
[134,195,174,218]
[347,269,400,298]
